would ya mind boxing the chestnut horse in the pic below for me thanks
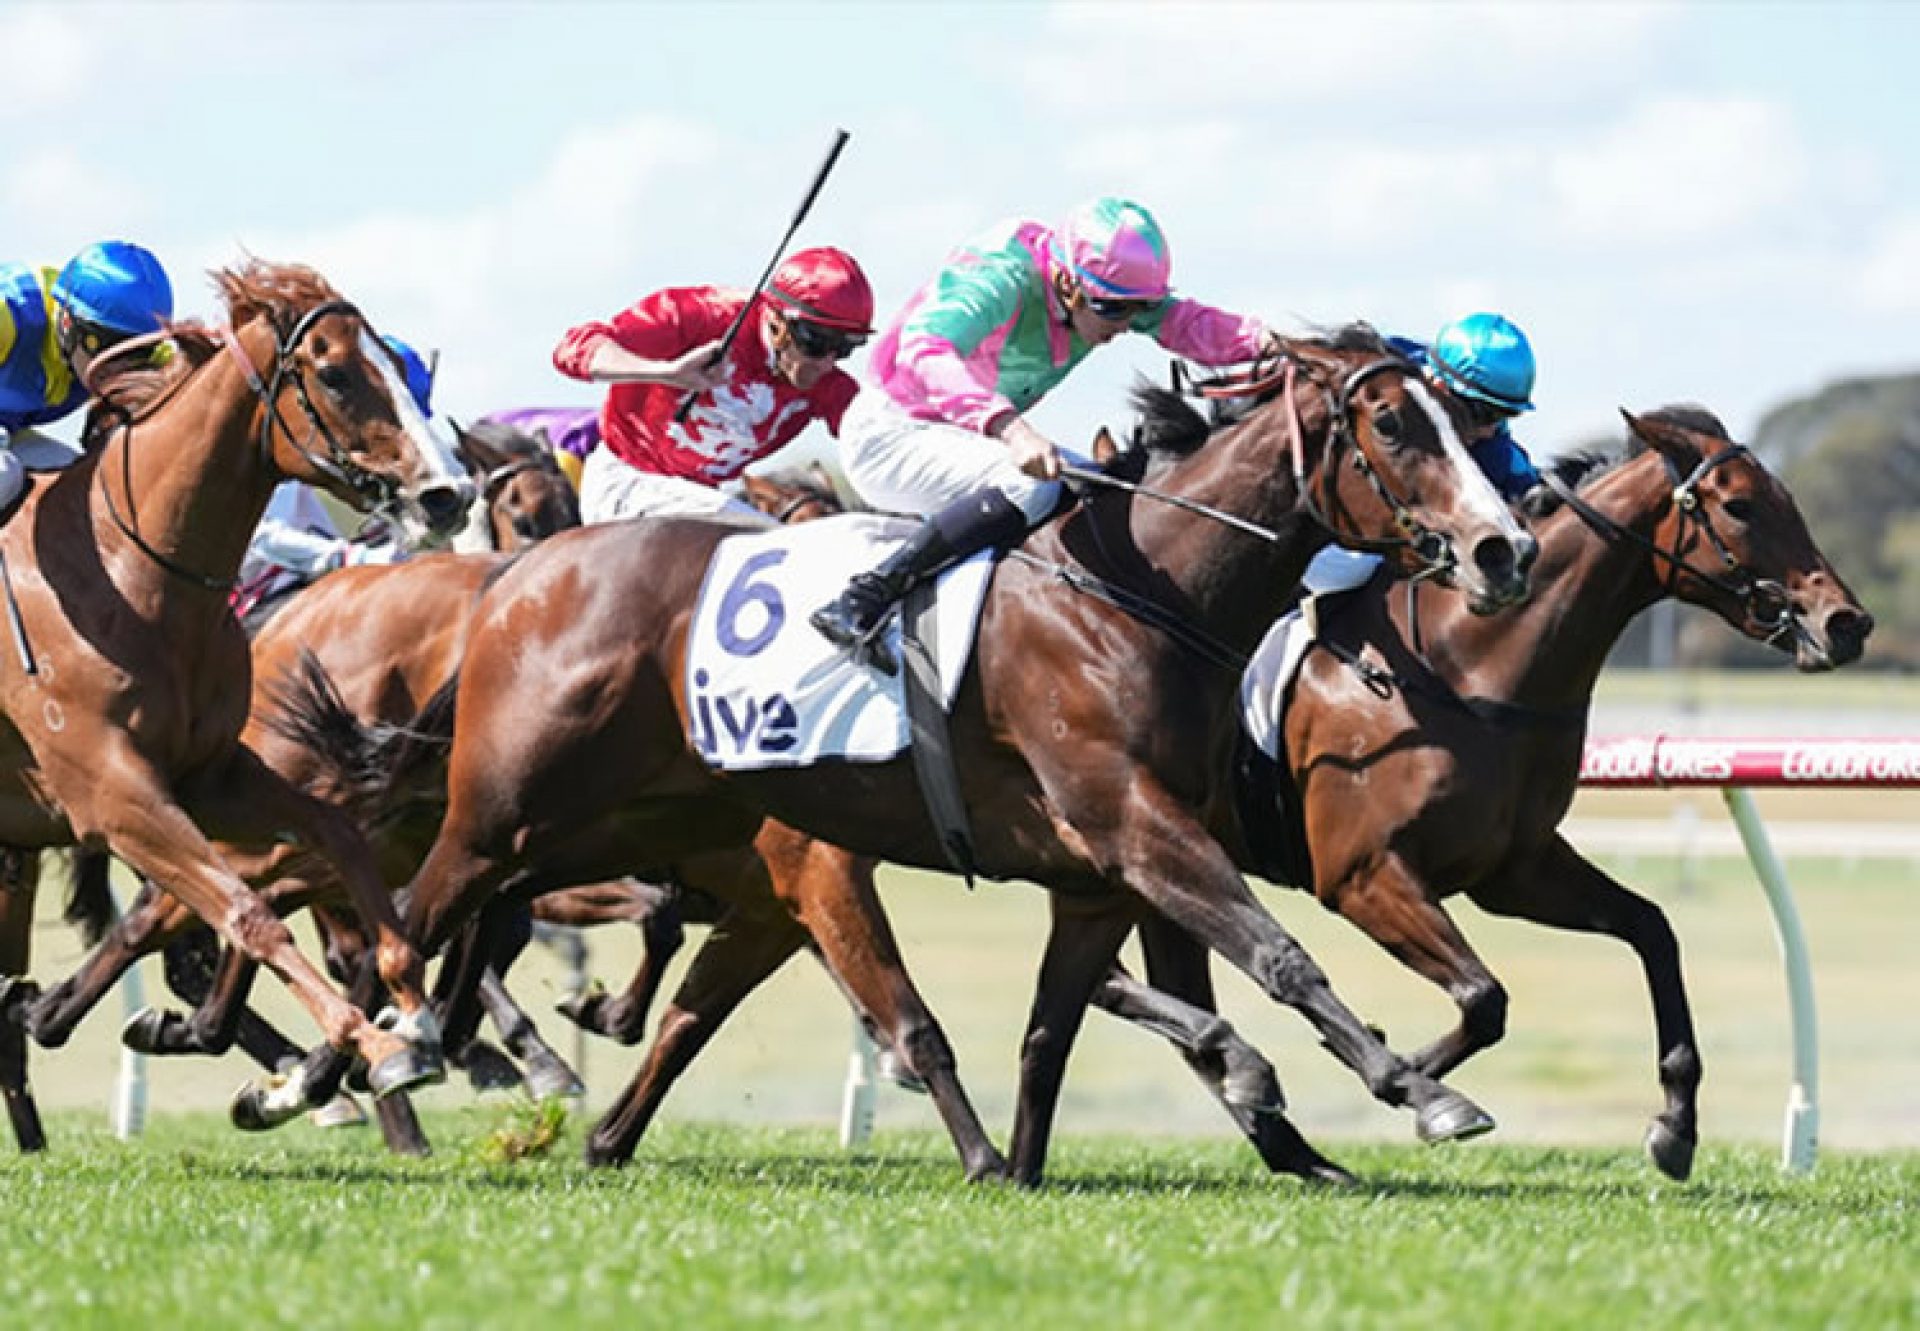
[1089,405,1870,1180]
[0,260,473,1149]
[273,331,1539,1183]
[23,461,829,1145]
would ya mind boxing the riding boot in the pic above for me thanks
[811,487,1029,675]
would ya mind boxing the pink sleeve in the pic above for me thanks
[1151,298,1270,367]
[886,329,1016,434]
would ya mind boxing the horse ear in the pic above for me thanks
[1276,337,1337,375]
[1090,426,1119,466]
[533,427,553,451]
[1622,407,1701,466]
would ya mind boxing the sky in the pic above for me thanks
[6,0,1918,466]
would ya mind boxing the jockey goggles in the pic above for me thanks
[1458,394,1519,432]
[1080,291,1161,323]
[785,316,867,361]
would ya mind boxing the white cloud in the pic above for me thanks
[0,7,95,107]
[1854,215,1920,313]
[1548,97,1808,242]
[1001,1,1671,116]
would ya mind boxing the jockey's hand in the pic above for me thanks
[999,417,1061,481]
[661,340,732,393]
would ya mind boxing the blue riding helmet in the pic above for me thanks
[51,241,174,336]
[380,334,435,416]
[1430,312,1535,414]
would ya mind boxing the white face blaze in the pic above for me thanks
[1403,378,1530,544]
[358,329,468,487]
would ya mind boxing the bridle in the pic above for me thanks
[1544,442,1800,648]
[222,300,405,518]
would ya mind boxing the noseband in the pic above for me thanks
[1545,443,1800,647]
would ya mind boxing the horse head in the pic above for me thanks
[1278,334,1537,613]
[453,420,582,551]
[739,464,846,524]
[1613,408,1871,670]
[216,261,473,542]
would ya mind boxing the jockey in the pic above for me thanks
[552,247,874,524]
[1304,312,1544,595]
[233,334,434,629]
[0,240,173,508]
[810,196,1279,672]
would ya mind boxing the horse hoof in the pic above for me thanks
[458,1040,524,1094]
[230,1074,307,1132]
[309,1093,369,1130]
[0,976,41,1027]
[965,1150,1010,1183]
[1415,1091,1496,1144]
[582,1136,630,1170]
[119,1007,173,1056]
[1307,1162,1363,1189]
[366,1043,446,1100]
[524,1053,587,1102]
[876,1048,929,1096]
[1646,1118,1697,1181]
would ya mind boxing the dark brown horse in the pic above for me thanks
[273,331,1539,1183]
[1057,405,1868,1182]
[0,260,471,1149]
[453,419,581,553]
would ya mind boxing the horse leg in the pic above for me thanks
[554,879,686,1045]
[584,903,805,1168]
[1323,854,1507,1082]
[1007,893,1138,1185]
[1130,914,1355,1185]
[122,932,261,1058]
[476,900,585,1100]
[1105,782,1491,1144]
[762,829,1004,1182]
[1473,836,1703,1181]
[185,745,442,1075]
[85,757,434,1126]
[23,880,196,1049]
[0,853,45,1152]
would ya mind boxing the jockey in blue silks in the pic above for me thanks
[0,240,174,510]
[1305,312,1543,595]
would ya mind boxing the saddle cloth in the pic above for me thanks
[1239,604,1317,760]
[686,514,994,771]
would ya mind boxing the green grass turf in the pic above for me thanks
[2,1115,1915,1331]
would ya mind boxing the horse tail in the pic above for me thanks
[261,650,460,818]
[62,848,119,947]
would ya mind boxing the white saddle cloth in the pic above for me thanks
[686,514,995,771]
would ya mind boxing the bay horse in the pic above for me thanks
[278,330,1540,1183]
[451,419,581,554]
[1075,404,1870,1180]
[0,260,472,1149]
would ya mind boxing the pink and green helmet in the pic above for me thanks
[1057,197,1171,301]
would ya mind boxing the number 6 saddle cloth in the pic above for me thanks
[685,514,994,772]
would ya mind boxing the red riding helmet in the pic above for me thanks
[766,247,874,333]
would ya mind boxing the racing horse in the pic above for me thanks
[1092,404,1870,1180]
[23,462,837,1145]
[279,328,1540,1183]
[0,260,470,1149]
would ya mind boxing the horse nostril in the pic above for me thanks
[1472,533,1529,584]
[417,481,472,534]
[1826,607,1874,664]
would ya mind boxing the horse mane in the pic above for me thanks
[1113,322,1404,481]
[214,259,344,334]
[81,322,223,447]
[1531,403,1733,514]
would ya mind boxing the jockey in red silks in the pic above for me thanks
[552,247,875,523]
[809,197,1278,673]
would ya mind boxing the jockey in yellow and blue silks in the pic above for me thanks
[0,241,173,510]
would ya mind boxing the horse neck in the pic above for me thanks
[1118,400,1324,655]
[1408,455,1670,710]
[94,322,279,601]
